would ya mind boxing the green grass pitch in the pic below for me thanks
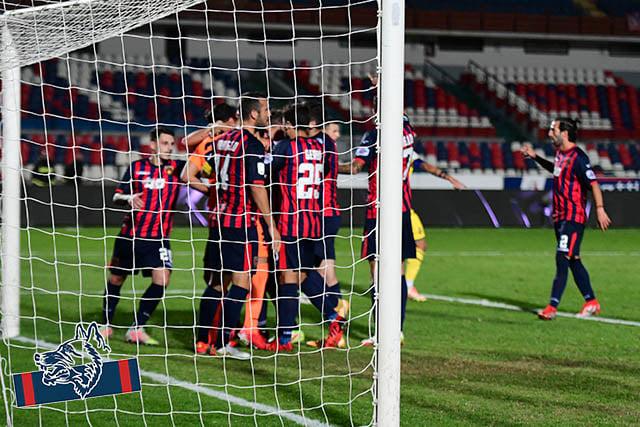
[1,227,639,425]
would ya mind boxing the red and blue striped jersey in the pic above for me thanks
[116,158,186,239]
[202,129,267,229]
[354,117,415,219]
[552,146,597,224]
[317,132,340,217]
[272,136,326,238]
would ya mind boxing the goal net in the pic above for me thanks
[0,0,405,425]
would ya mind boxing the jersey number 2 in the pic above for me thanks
[298,163,322,200]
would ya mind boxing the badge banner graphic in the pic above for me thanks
[12,322,141,407]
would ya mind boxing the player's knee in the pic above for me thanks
[152,269,171,287]
[208,283,223,293]
[415,238,427,251]
[231,272,251,289]
[109,274,126,286]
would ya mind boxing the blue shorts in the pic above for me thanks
[314,215,341,262]
[109,236,172,277]
[278,237,316,271]
[554,221,585,258]
[204,226,257,273]
[361,212,416,261]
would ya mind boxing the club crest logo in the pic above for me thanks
[33,322,110,399]
[13,322,141,407]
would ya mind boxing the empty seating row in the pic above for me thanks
[302,62,495,136]
[463,65,640,140]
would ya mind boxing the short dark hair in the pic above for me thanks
[149,126,174,142]
[270,108,284,126]
[204,103,237,124]
[553,117,580,142]
[306,100,339,125]
[306,101,323,125]
[283,102,311,128]
[239,92,265,121]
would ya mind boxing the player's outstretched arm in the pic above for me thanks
[418,160,466,189]
[338,160,363,174]
[521,143,554,173]
[591,182,612,231]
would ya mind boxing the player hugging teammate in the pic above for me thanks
[173,95,349,359]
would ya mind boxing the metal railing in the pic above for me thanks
[467,59,545,141]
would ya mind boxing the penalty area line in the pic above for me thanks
[12,336,333,427]
[423,294,640,327]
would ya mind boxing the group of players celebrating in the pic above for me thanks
[97,90,612,358]
[100,94,363,358]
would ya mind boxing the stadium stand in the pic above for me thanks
[15,56,640,182]
[462,64,640,140]
[300,62,495,137]
[20,56,238,130]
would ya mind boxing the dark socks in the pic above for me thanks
[302,271,337,320]
[325,282,342,314]
[134,283,165,327]
[570,258,596,301]
[278,284,299,344]
[401,275,408,331]
[197,286,222,343]
[258,298,268,329]
[102,281,122,325]
[219,285,249,347]
[550,253,570,308]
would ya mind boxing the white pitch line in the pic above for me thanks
[11,336,332,427]
[423,294,640,327]
[16,288,640,327]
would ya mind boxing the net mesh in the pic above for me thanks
[1,1,381,425]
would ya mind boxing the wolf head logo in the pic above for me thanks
[33,322,111,399]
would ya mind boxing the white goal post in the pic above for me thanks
[1,0,406,424]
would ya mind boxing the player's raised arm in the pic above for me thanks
[183,127,212,151]
[521,143,554,173]
[182,103,238,151]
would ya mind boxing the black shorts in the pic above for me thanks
[314,215,341,262]
[109,236,172,277]
[361,212,416,261]
[278,237,316,271]
[204,226,257,273]
[554,220,585,258]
